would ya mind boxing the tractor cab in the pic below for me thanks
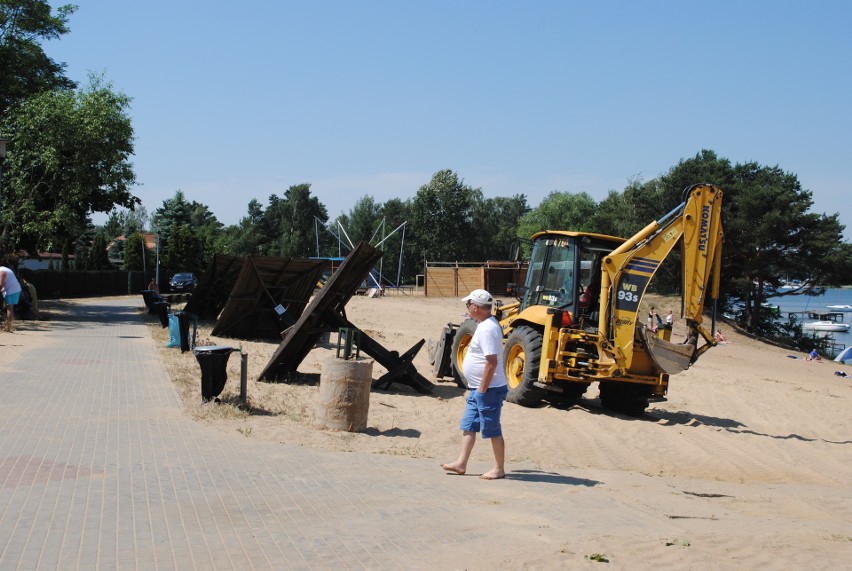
[519,232,625,322]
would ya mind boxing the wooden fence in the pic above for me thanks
[424,261,527,297]
[18,269,149,299]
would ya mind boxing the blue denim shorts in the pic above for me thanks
[460,386,508,439]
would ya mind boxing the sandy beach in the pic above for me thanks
[4,294,852,568]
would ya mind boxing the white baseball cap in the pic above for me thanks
[461,289,493,306]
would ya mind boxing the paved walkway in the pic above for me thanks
[0,297,684,570]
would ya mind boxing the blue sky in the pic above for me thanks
[44,1,851,239]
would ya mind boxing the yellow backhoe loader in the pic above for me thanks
[431,183,724,416]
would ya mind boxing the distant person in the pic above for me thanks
[441,289,508,480]
[806,349,822,362]
[646,306,659,334]
[666,309,674,329]
[148,278,159,294]
[0,264,22,332]
[715,328,729,344]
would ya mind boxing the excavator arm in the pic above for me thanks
[596,184,724,375]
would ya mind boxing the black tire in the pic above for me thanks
[550,382,591,405]
[430,332,447,378]
[599,381,651,417]
[503,326,546,407]
[450,319,478,389]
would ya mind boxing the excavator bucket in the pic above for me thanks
[642,330,696,375]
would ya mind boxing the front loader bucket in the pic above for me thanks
[642,330,696,375]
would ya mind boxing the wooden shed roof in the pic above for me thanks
[211,255,327,340]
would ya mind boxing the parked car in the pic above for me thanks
[169,272,198,292]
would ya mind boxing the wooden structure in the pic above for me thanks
[183,254,245,320]
[211,255,327,340]
[259,242,433,394]
[789,311,846,323]
[424,260,527,298]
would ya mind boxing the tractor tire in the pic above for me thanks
[450,319,478,389]
[599,381,651,417]
[503,326,546,407]
[550,382,591,405]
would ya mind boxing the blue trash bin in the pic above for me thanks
[167,314,181,347]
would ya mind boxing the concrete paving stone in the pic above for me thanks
[0,296,627,569]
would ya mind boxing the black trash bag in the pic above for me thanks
[141,289,157,309]
[152,301,169,328]
[176,311,198,353]
[193,346,234,402]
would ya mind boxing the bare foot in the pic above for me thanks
[440,463,465,475]
[480,468,505,480]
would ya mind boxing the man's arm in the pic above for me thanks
[478,355,498,393]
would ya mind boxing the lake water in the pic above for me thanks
[767,287,852,353]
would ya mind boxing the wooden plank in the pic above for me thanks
[259,242,383,380]
[259,241,434,393]
[323,312,432,394]
[456,267,482,296]
[426,267,458,297]
[212,255,326,340]
[184,254,244,319]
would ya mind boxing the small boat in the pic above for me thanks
[826,304,852,312]
[761,303,780,314]
[802,321,851,332]
[835,346,852,364]
[777,279,804,292]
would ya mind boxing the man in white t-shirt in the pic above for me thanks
[0,264,22,333]
[441,289,508,480]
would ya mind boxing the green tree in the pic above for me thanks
[161,224,197,272]
[471,194,529,261]
[87,232,110,270]
[660,150,852,333]
[225,199,266,256]
[151,190,193,239]
[339,195,382,248]
[0,0,77,116]
[409,169,481,265]
[593,178,665,239]
[264,183,329,257]
[104,206,148,239]
[516,191,597,240]
[331,195,411,285]
[73,233,89,270]
[151,190,222,272]
[122,231,150,273]
[375,197,412,284]
[0,75,139,253]
[60,238,69,271]
[187,201,222,270]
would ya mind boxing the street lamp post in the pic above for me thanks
[155,233,160,287]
